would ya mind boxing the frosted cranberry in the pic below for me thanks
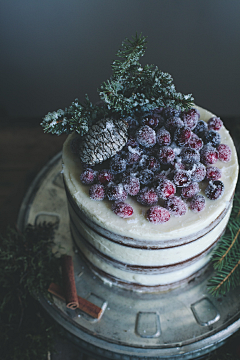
[146,206,170,224]
[173,170,191,187]
[136,125,156,148]
[97,169,114,185]
[191,163,206,182]
[181,182,200,199]
[200,145,218,165]
[187,133,203,150]
[162,107,181,119]
[194,120,208,138]
[204,130,221,147]
[89,184,105,200]
[153,170,170,183]
[139,169,154,185]
[122,175,140,196]
[189,195,206,213]
[165,117,184,134]
[156,179,176,200]
[180,147,200,165]
[165,196,187,217]
[126,146,143,165]
[181,108,200,129]
[174,126,192,147]
[156,128,171,146]
[205,180,224,200]
[137,187,158,206]
[158,146,175,164]
[110,155,127,174]
[208,117,223,131]
[107,183,128,201]
[217,144,232,162]
[142,115,159,129]
[80,168,97,185]
[112,201,133,218]
[206,166,221,180]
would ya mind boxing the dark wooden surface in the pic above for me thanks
[0,116,239,359]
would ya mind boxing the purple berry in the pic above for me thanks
[208,117,223,131]
[122,175,140,196]
[141,115,159,129]
[146,206,171,224]
[189,195,206,212]
[124,116,139,132]
[140,155,160,172]
[173,170,191,187]
[89,184,105,200]
[217,144,232,162]
[107,183,128,201]
[97,169,114,185]
[126,146,143,165]
[165,116,184,134]
[165,196,187,217]
[206,166,221,180]
[174,126,192,147]
[191,163,206,182]
[156,179,176,200]
[180,147,200,165]
[181,182,200,199]
[157,146,175,165]
[139,169,154,185]
[136,125,156,148]
[110,155,127,174]
[112,201,134,218]
[137,187,158,206]
[162,107,181,119]
[181,108,200,129]
[187,133,203,150]
[200,145,218,165]
[204,130,221,147]
[80,168,97,185]
[156,128,171,146]
[194,120,208,138]
[205,180,224,200]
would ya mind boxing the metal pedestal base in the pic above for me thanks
[17,153,240,360]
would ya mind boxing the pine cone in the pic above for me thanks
[79,118,128,166]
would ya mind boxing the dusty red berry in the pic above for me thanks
[174,126,192,146]
[207,117,223,131]
[126,146,143,165]
[158,146,175,164]
[217,144,232,162]
[165,196,187,217]
[189,195,206,212]
[156,128,171,146]
[89,184,105,200]
[80,168,97,185]
[206,166,221,180]
[181,182,200,199]
[191,163,206,182]
[106,183,128,201]
[140,156,160,172]
[173,170,191,187]
[112,201,134,218]
[200,145,218,165]
[97,169,114,185]
[122,175,140,196]
[146,206,170,224]
[136,125,156,148]
[205,180,224,200]
[187,133,203,150]
[156,179,176,200]
[137,187,158,206]
[181,108,200,129]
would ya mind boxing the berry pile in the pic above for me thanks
[78,107,232,223]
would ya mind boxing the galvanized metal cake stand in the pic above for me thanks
[17,153,240,360]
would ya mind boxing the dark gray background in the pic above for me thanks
[1,0,240,122]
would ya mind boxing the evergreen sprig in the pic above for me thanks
[41,33,194,136]
[0,223,62,360]
[208,184,240,296]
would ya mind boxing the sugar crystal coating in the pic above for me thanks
[89,184,105,200]
[146,206,170,224]
[208,117,223,131]
[205,180,224,200]
[217,144,232,162]
[189,194,206,212]
[112,201,134,218]
[136,125,156,148]
[165,196,187,217]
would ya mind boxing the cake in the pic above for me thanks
[62,105,238,292]
[42,34,238,292]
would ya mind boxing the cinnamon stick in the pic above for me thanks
[61,255,78,309]
[48,283,103,319]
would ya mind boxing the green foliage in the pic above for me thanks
[208,183,240,296]
[0,223,62,360]
[41,33,194,136]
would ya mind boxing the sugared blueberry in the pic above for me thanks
[165,117,184,134]
[110,155,127,174]
[162,107,181,119]
[146,206,170,224]
[141,115,159,129]
[122,175,140,196]
[180,147,200,165]
[205,180,224,200]
[194,120,208,138]
[139,169,154,185]
[204,130,221,147]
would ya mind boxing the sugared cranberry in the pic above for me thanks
[162,107,181,119]
[194,120,208,138]
[205,180,224,200]
[165,117,184,134]
[156,179,176,200]
[156,128,171,146]
[139,169,154,185]
[141,115,159,129]
[106,183,128,201]
[157,146,175,164]
[206,166,221,180]
[126,146,143,165]
[122,175,140,196]
[181,182,200,199]
[112,201,134,218]
[217,144,232,162]
[153,170,170,183]
[97,169,114,185]
[204,130,221,147]
[191,163,206,182]
[110,155,127,174]
[181,108,200,129]
[189,195,206,212]
[173,170,191,187]
[208,117,223,131]
[180,147,200,165]
[80,168,97,185]
[89,184,105,200]
[200,145,218,165]
[165,196,187,217]
[146,206,170,224]
[187,133,203,150]
[137,187,158,206]
[136,125,156,148]
[174,126,192,147]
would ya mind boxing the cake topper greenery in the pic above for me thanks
[41,33,194,137]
